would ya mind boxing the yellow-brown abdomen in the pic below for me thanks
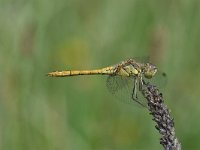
[47,66,115,77]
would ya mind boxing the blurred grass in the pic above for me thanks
[0,0,200,149]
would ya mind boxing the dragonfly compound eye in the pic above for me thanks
[144,63,157,79]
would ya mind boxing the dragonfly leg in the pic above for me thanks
[132,77,146,107]
[138,76,144,91]
[132,78,138,100]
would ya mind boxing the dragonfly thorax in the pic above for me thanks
[124,65,140,75]
[116,65,140,77]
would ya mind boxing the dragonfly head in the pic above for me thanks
[143,63,157,79]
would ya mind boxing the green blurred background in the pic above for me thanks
[0,0,200,150]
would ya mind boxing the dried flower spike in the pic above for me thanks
[142,83,181,150]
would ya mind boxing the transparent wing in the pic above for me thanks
[132,56,150,63]
[106,75,148,107]
[147,71,167,89]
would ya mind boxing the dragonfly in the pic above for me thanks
[47,58,158,107]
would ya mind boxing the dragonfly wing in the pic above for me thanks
[106,75,148,107]
[147,71,167,89]
[132,56,150,63]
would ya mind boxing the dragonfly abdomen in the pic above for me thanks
[47,66,115,77]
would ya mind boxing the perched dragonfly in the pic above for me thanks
[48,59,158,107]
